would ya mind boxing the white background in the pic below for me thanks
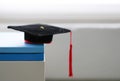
[0,0,120,23]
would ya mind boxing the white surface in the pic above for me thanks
[0,61,45,81]
[0,32,24,47]
[0,32,43,47]
[2,23,120,30]
[45,28,120,79]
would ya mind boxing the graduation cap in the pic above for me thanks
[8,24,70,43]
[7,24,73,77]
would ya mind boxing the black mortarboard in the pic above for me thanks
[7,24,73,77]
[8,24,71,43]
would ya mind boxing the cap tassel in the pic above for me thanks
[69,32,73,77]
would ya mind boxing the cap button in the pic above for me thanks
[40,26,45,29]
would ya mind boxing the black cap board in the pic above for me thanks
[8,24,71,43]
[7,24,73,77]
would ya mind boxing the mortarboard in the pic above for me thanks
[8,24,73,77]
[8,24,70,43]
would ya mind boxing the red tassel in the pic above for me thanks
[69,32,73,77]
